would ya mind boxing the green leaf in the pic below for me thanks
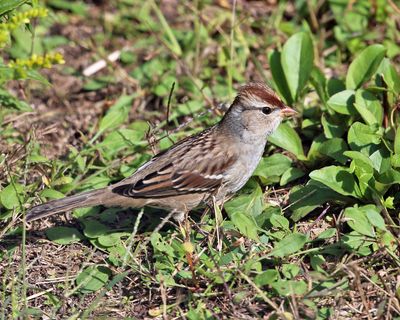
[253,154,292,181]
[40,189,65,200]
[224,184,264,218]
[280,167,305,186]
[270,233,308,257]
[326,90,356,115]
[346,44,386,89]
[254,270,279,286]
[395,127,400,155]
[269,50,292,104]
[379,58,400,94]
[230,212,260,241]
[0,183,24,209]
[354,89,383,125]
[289,181,347,221]
[281,32,314,101]
[76,266,111,293]
[269,123,305,159]
[348,122,382,151]
[344,206,375,237]
[91,95,136,142]
[45,227,84,244]
[321,114,347,139]
[271,280,308,296]
[318,138,348,164]
[82,220,110,238]
[309,166,361,198]
[0,0,27,15]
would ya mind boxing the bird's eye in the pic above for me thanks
[262,107,272,115]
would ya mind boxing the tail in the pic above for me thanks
[26,188,108,222]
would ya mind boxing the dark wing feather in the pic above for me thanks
[112,128,237,198]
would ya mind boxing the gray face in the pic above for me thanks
[225,97,284,140]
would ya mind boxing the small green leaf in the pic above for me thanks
[230,212,260,241]
[40,189,65,200]
[318,138,348,164]
[46,227,84,244]
[348,122,382,151]
[379,58,400,94]
[269,123,305,159]
[281,32,314,101]
[82,220,110,238]
[0,183,24,209]
[224,184,264,218]
[280,167,305,186]
[76,266,111,293]
[354,89,383,125]
[271,279,308,296]
[309,166,361,198]
[289,181,347,221]
[254,270,279,286]
[346,44,386,89]
[270,233,308,257]
[321,114,347,139]
[344,206,375,237]
[253,154,292,180]
[269,50,292,104]
[326,90,356,115]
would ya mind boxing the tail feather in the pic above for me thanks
[26,188,106,222]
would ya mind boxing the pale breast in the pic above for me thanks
[221,138,266,195]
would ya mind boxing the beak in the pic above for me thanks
[280,106,297,117]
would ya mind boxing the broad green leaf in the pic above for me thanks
[379,58,400,94]
[289,181,347,221]
[347,122,382,151]
[270,233,308,257]
[45,227,84,244]
[318,138,348,164]
[269,50,292,104]
[0,0,27,15]
[281,32,314,101]
[282,264,300,279]
[82,220,110,238]
[363,205,386,230]
[76,266,111,293]
[326,90,356,115]
[230,212,260,241]
[269,123,305,159]
[280,167,305,186]
[0,183,24,209]
[40,189,65,199]
[253,154,292,180]
[97,233,123,247]
[310,67,328,103]
[346,44,386,89]
[354,89,383,125]
[341,232,373,256]
[321,114,347,139]
[254,270,279,286]
[271,280,308,296]
[344,206,375,237]
[224,184,264,218]
[309,166,362,198]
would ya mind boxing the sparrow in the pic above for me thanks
[26,82,297,222]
